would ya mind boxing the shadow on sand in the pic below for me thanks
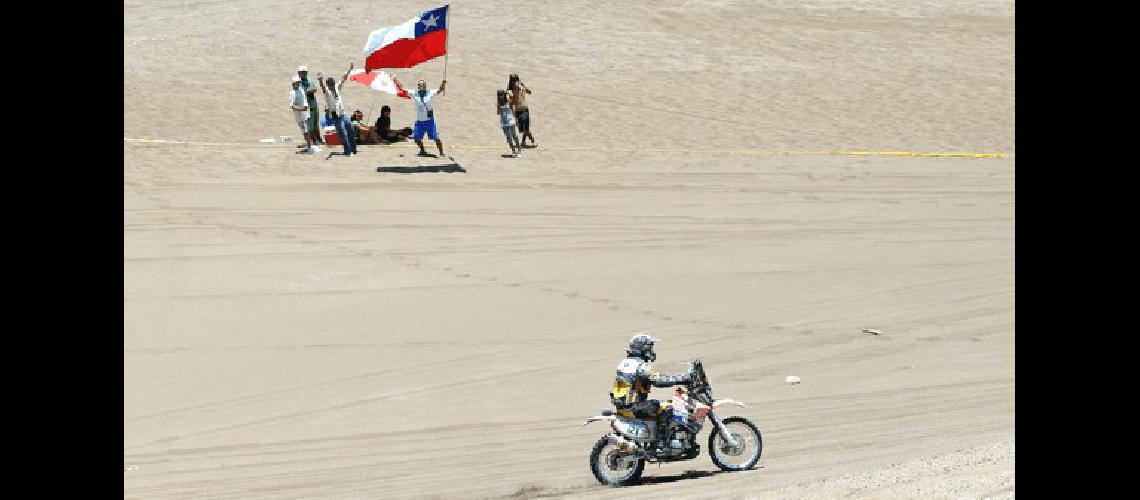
[638,469,727,485]
[376,163,466,174]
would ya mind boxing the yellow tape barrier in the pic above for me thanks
[124,137,1012,159]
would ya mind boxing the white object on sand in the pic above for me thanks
[259,138,275,143]
[863,329,882,335]
[785,375,801,385]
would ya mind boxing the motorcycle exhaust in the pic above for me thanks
[607,433,640,453]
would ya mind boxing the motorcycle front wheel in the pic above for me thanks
[708,416,762,471]
[589,436,645,486]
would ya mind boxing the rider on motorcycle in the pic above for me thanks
[610,334,692,450]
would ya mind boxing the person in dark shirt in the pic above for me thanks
[374,105,412,143]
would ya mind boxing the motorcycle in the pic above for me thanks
[582,359,762,486]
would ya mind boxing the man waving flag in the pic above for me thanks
[363,5,449,71]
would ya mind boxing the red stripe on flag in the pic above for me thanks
[364,29,448,71]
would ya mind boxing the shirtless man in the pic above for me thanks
[508,73,536,147]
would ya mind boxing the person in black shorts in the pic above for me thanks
[508,73,536,147]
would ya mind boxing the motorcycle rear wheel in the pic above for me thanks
[590,436,645,486]
[708,416,762,471]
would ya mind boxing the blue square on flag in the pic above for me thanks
[414,5,448,37]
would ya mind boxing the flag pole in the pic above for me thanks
[366,92,377,127]
[442,4,450,88]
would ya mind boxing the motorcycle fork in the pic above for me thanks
[707,411,740,448]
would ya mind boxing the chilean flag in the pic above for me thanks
[363,5,449,71]
[347,69,410,98]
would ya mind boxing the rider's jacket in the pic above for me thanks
[610,355,688,417]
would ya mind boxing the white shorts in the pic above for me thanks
[295,113,310,132]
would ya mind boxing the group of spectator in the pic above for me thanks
[290,63,425,157]
[290,64,537,160]
[289,64,358,155]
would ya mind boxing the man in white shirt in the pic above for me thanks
[406,78,447,157]
[290,76,315,153]
[297,65,323,145]
[318,64,359,156]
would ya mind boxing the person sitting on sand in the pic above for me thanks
[351,109,382,144]
[374,105,412,143]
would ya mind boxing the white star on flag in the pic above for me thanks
[421,14,439,29]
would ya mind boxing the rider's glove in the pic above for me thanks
[652,372,691,386]
[677,371,693,385]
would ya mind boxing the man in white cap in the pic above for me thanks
[290,76,316,153]
[297,65,322,145]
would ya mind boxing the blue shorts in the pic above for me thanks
[413,119,438,140]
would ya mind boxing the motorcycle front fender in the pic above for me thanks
[712,398,747,409]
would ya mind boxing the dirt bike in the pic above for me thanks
[582,359,762,486]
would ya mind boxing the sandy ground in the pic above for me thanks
[124,1,1014,498]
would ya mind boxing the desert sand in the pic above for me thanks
[124,1,1014,498]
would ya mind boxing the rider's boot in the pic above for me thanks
[655,411,671,450]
